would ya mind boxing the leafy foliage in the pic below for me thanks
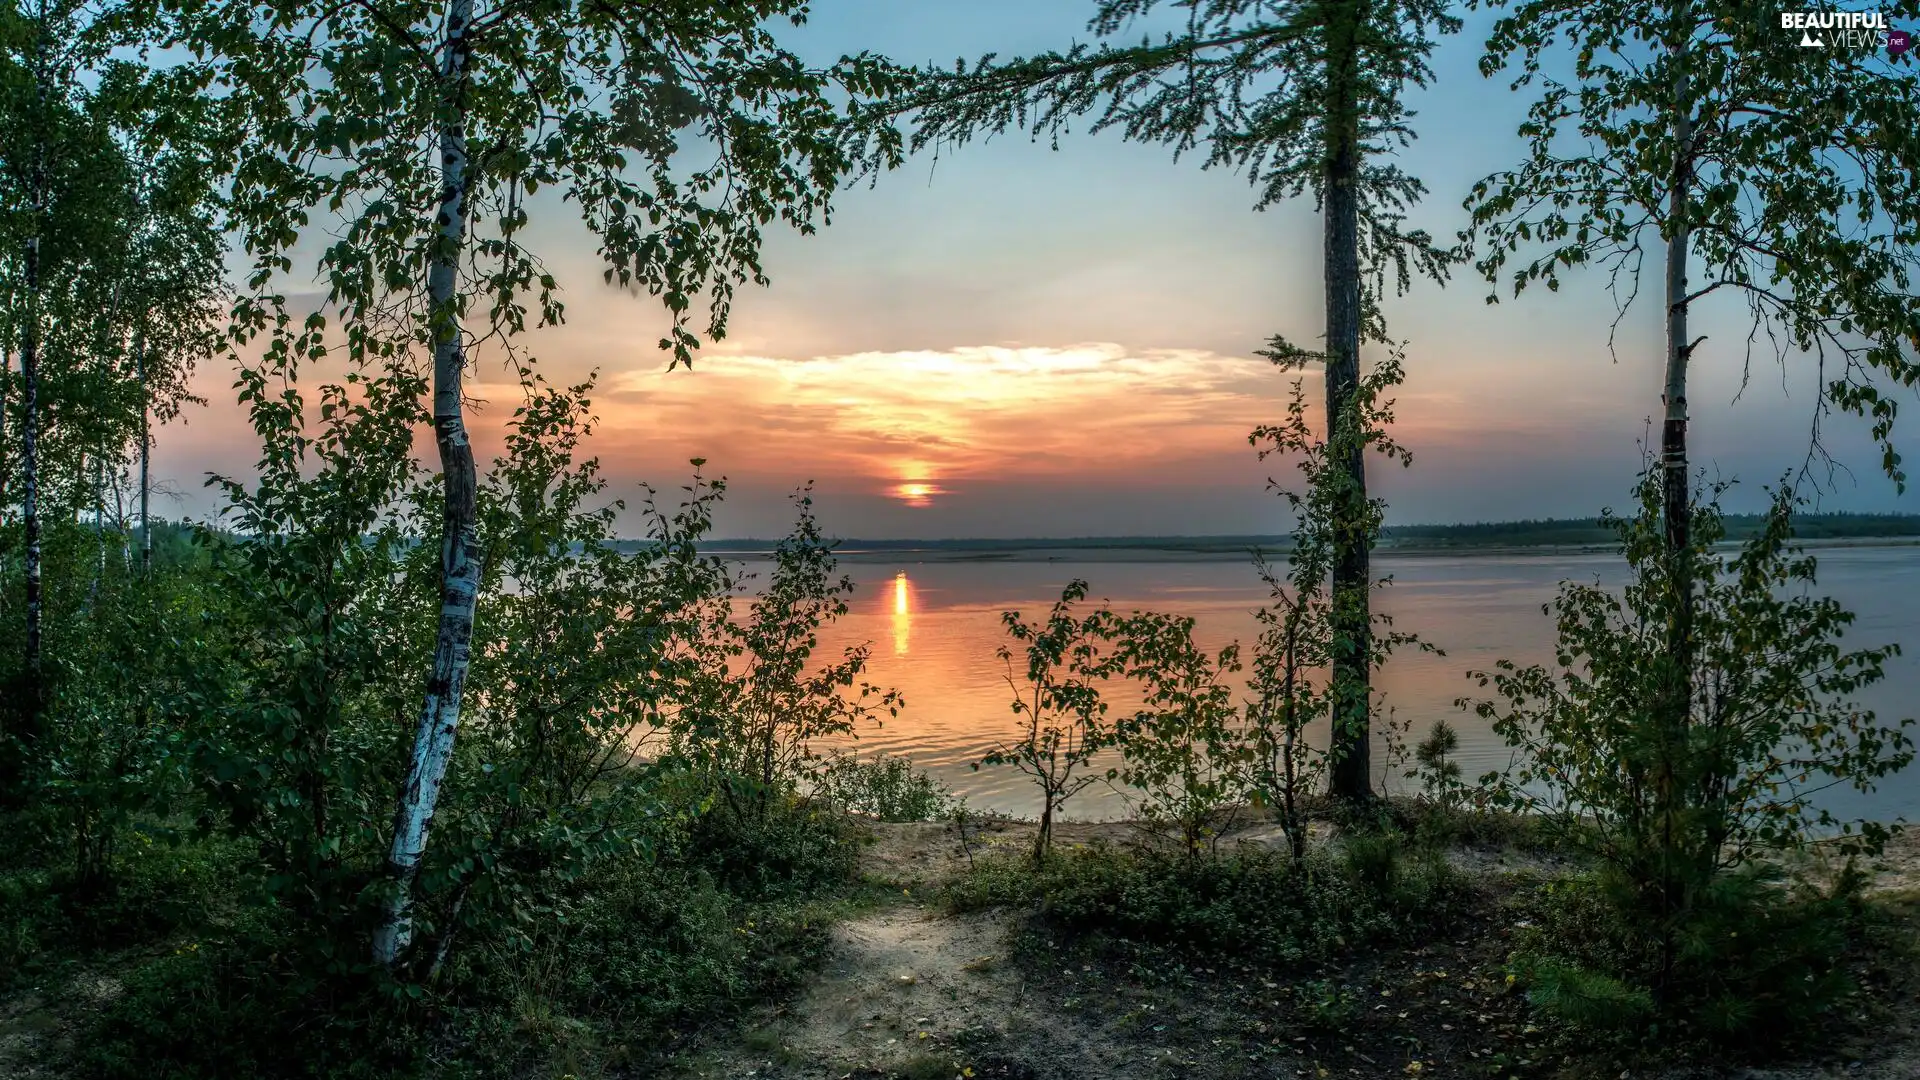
[1102,611,1248,856]
[666,488,903,824]
[1469,481,1913,872]
[1246,346,1429,835]
[815,752,953,823]
[979,580,1115,862]
[946,839,1461,969]
[1466,0,1920,485]
[1467,478,1914,1040]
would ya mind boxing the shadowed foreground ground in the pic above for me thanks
[677,820,1920,1080]
[3,817,1914,1079]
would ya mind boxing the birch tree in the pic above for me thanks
[1469,0,1920,635]
[905,0,1457,800]
[169,0,907,967]
[1466,0,1920,1007]
[0,0,151,800]
[0,0,55,789]
[91,60,225,575]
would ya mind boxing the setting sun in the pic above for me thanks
[892,481,946,508]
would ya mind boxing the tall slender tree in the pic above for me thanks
[91,60,226,577]
[1471,0,1920,569]
[170,0,907,966]
[1,0,149,798]
[1467,0,1920,982]
[3,0,53,777]
[905,0,1457,799]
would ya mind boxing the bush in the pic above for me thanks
[977,580,1115,863]
[75,792,863,1079]
[1467,480,1913,1047]
[948,837,1462,968]
[1102,612,1249,856]
[815,752,953,822]
[1508,866,1867,1053]
[78,908,406,1080]
[442,791,860,1074]
[0,831,249,992]
[684,792,860,903]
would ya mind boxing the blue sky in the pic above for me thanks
[155,0,1918,538]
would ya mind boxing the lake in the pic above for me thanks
[792,545,1920,823]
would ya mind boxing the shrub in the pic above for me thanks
[1102,612,1248,857]
[1409,719,1463,808]
[682,790,860,903]
[1468,478,1913,1046]
[0,832,249,992]
[78,908,405,1080]
[978,581,1115,862]
[1509,866,1865,1052]
[77,791,862,1079]
[948,839,1461,968]
[815,751,953,822]
[666,489,903,824]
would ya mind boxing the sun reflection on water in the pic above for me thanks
[892,571,911,655]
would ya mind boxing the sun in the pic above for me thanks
[891,481,946,508]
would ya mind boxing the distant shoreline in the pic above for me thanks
[709,535,1920,564]
[598,512,1920,563]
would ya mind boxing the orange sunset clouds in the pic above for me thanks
[590,344,1280,505]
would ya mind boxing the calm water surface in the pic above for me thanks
[798,547,1920,823]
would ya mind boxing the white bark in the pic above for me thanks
[136,331,149,574]
[373,0,479,969]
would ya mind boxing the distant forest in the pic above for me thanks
[669,513,1920,555]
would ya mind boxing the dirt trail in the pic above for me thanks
[688,817,1166,1079]
[691,897,1239,1080]
[683,821,1920,1080]
[785,904,1123,1078]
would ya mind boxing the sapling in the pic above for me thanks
[980,580,1114,863]
[1103,611,1248,857]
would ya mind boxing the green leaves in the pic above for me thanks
[981,579,1114,860]
[1467,475,1915,1029]
[903,0,1459,338]
[174,0,915,373]
[659,484,902,823]
[1103,610,1247,855]
[1466,0,1920,479]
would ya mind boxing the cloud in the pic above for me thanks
[593,343,1286,498]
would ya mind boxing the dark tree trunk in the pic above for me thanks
[374,0,479,968]
[1322,2,1371,802]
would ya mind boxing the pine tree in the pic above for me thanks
[903,0,1457,799]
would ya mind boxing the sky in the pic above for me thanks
[149,0,1919,539]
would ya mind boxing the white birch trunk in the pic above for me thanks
[19,8,47,748]
[136,330,149,574]
[1,343,10,518]
[373,0,479,969]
